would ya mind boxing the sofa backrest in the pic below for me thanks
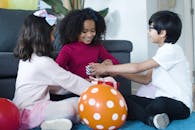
[0,9,34,52]
[0,8,32,99]
[0,40,133,99]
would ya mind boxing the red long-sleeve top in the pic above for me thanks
[56,42,119,79]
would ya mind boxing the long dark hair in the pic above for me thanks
[14,14,55,61]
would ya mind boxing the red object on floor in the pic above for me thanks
[0,98,20,130]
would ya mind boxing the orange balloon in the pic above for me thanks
[78,84,127,130]
[0,0,8,8]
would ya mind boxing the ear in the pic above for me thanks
[159,30,166,38]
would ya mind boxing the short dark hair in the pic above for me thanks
[59,8,106,45]
[149,10,182,44]
[14,14,55,61]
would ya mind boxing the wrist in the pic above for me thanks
[102,59,113,65]
[104,65,110,75]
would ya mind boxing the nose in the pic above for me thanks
[86,31,94,37]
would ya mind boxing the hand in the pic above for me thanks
[101,59,113,65]
[100,76,120,89]
[89,63,108,76]
[86,63,101,77]
[89,62,117,77]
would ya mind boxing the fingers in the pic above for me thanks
[89,76,98,81]
[86,66,95,76]
[88,63,106,76]
[89,70,96,76]
[87,64,96,75]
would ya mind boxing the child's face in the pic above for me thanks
[148,25,165,46]
[78,19,96,44]
[50,27,56,43]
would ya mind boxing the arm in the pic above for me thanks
[119,69,152,85]
[88,44,119,77]
[101,59,117,77]
[99,44,119,65]
[89,59,159,76]
[101,59,113,65]
[55,46,70,70]
[44,58,92,95]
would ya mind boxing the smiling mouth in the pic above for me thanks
[85,39,93,42]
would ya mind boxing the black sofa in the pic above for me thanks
[0,8,133,100]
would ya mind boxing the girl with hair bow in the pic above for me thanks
[13,9,92,130]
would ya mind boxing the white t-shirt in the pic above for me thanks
[152,43,193,112]
[13,54,92,110]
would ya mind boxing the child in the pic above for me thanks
[56,8,119,80]
[89,10,193,129]
[13,9,92,130]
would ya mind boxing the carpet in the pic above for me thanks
[32,112,195,130]
[72,112,195,130]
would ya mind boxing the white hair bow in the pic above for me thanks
[33,9,57,26]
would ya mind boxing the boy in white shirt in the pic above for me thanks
[89,10,193,129]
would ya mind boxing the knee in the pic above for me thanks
[147,97,167,112]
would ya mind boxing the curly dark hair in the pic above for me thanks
[59,8,106,45]
[14,14,55,61]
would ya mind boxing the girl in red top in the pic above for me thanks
[56,8,119,80]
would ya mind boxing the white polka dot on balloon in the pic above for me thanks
[110,89,117,95]
[79,104,84,112]
[88,98,96,106]
[82,94,87,100]
[119,100,125,107]
[91,87,99,93]
[96,125,104,129]
[106,100,114,108]
[109,126,116,130]
[83,118,89,125]
[122,114,126,121]
[112,113,118,120]
[93,113,101,120]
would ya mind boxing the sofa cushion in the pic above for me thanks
[0,78,16,99]
[0,8,34,52]
[0,52,18,99]
[0,52,19,78]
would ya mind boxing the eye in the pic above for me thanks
[149,26,154,30]
[82,30,96,33]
